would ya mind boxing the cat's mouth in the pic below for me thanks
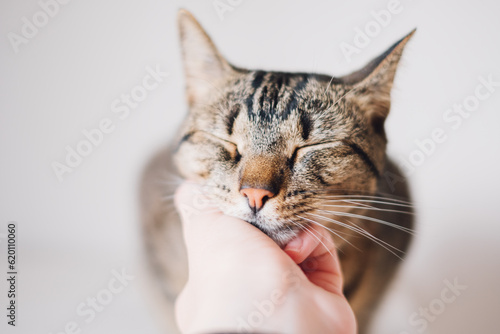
[247,219,301,247]
[248,221,288,233]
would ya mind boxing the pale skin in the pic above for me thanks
[175,182,357,334]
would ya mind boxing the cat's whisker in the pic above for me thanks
[288,217,355,238]
[339,200,374,209]
[293,217,357,255]
[317,194,414,206]
[288,218,340,258]
[377,191,416,202]
[289,187,415,207]
[285,224,296,235]
[295,215,357,250]
[320,204,414,215]
[304,212,404,259]
[322,76,337,96]
[327,199,415,208]
[317,197,415,208]
[332,199,413,214]
[302,224,340,258]
[340,199,406,211]
[335,199,413,213]
[317,209,414,235]
[331,88,354,106]
[306,212,404,252]
[304,187,409,198]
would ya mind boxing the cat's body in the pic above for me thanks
[141,10,414,333]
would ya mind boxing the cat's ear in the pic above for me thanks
[342,30,415,134]
[178,9,234,106]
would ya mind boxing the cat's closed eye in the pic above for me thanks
[289,141,343,166]
[199,130,241,162]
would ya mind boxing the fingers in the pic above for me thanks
[284,227,321,263]
[176,182,345,295]
[174,182,276,259]
[285,223,344,296]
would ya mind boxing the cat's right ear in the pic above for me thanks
[340,30,415,134]
[178,9,234,106]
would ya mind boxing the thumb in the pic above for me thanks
[284,223,344,296]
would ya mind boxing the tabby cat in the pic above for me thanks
[141,9,414,333]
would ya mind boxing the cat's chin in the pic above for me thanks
[220,203,302,247]
[248,221,299,248]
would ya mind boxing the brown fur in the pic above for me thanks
[141,9,415,333]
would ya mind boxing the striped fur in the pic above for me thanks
[141,9,415,333]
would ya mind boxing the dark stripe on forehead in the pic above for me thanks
[300,112,312,141]
[257,73,285,111]
[245,71,266,115]
[246,72,310,122]
[272,73,285,94]
[225,104,241,135]
[268,74,281,110]
[252,70,265,88]
[284,74,309,117]
[258,86,268,119]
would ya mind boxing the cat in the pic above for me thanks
[141,9,414,334]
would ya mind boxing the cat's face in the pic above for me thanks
[174,10,413,246]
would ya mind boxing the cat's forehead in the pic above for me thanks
[224,71,345,127]
[220,71,355,149]
[231,71,343,117]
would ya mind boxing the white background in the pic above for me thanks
[1,0,499,333]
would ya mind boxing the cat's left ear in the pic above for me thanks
[341,30,415,133]
[178,9,235,106]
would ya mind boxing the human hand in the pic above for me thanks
[174,182,356,334]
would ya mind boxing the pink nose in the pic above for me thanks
[240,188,275,212]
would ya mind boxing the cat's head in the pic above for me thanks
[174,10,414,246]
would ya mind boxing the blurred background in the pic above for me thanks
[1,0,499,333]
